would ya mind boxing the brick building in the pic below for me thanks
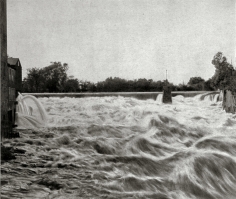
[8,58,22,95]
[1,0,22,138]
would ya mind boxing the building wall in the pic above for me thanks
[16,61,22,93]
[1,0,9,138]
[8,66,16,107]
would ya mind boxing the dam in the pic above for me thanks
[22,91,219,100]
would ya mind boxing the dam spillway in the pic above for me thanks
[22,91,219,100]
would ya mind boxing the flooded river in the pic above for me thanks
[1,93,236,199]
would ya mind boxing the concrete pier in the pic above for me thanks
[162,86,172,104]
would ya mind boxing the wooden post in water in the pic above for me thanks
[162,70,172,104]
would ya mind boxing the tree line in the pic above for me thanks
[22,62,216,93]
[211,52,236,93]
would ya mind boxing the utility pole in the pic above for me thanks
[166,70,168,85]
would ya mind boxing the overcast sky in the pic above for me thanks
[7,0,235,84]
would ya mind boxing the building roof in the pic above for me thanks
[8,58,19,66]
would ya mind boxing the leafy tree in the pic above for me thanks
[204,78,215,91]
[79,80,90,92]
[87,82,97,92]
[64,79,79,92]
[188,77,205,85]
[22,67,44,92]
[211,52,236,92]
[187,77,206,91]
[42,62,68,92]
[22,62,69,92]
[135,78,150,91]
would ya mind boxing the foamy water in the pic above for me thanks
[2,94,236,199]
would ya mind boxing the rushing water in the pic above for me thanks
[2,93,236,199]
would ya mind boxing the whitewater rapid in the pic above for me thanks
[2,94,236,199]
